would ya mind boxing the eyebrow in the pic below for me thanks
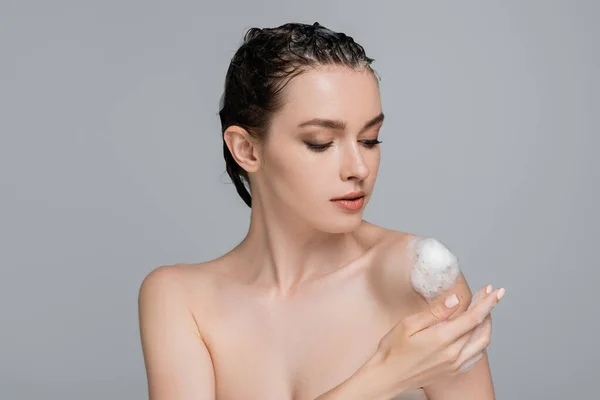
[296,112,385,133]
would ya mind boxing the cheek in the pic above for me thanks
[365,151,381,179]
[285,157,331,196]
[371,153,381,171]
[264,149,325,197]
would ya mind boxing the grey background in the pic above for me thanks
[1,1,598,399]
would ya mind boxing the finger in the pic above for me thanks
[404,293,462,336]
[469,314,488,341]
[440,287,504,344]
[464,307,491,347]
[451,285,489,349]
[440,284,487,326]
[477,313,492,336]
[467,285,490,311]
[458,314,491,358]
[457,324,491,372]
[425,284,487,329]
[444,295,493,361]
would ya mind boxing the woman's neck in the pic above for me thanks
[230,199,369,296]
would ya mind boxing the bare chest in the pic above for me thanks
[199,275,423,400]
[207,302,388,398]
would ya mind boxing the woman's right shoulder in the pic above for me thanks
[138,259,230,306]
[138,259,235,339]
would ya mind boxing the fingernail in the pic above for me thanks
[445,294,459,308]
[486,285,493,294]
[496,288,505,300]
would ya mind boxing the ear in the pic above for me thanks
[223,126,261,173]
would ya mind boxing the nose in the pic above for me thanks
[340,142,370,181]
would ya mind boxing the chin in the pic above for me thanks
[315,213,364,234]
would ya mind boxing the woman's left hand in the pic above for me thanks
[458,285,493,372]
[426,284,493,372]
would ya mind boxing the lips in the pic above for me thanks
[331,195,365,211]
[331,191,366,201]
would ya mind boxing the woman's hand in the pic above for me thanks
[373,285,505,393]
[430,284,496,372]
[457,284,496,371]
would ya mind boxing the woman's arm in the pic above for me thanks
[424,349,495,400]
[138,265,216,400]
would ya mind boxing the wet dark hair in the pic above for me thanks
[219,22,377,208]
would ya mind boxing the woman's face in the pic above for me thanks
[256,65,383,233]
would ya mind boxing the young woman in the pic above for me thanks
[138,22,504,400]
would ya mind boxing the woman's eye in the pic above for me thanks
[305,142,333,152]
[361,139,383,148]
[304,139,382,153]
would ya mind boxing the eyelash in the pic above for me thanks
[305,139,383,153]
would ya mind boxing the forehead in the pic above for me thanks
[271,66,382,130]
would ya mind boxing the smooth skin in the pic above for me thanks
[317,283,502,399]
[138,65,499,399]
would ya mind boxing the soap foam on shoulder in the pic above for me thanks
[409,236,461,301]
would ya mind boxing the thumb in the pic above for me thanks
[405,293,461,336]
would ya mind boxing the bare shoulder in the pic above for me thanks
[138,260,225,313]
[137,263,206,334]
[367,227,474,316]
[138,265,185,310]
[366,227,420,308]
[139,262,215,299]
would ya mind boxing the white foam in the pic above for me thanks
[459,351,484,373]
[409,237,461,301]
